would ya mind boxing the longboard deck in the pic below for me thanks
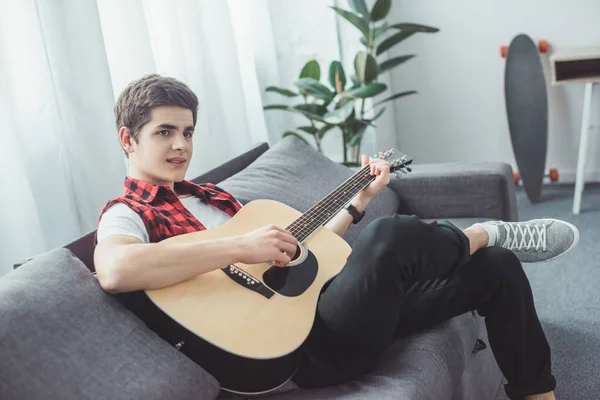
[504,34,548,203]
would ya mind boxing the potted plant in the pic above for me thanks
[263,0,438,166]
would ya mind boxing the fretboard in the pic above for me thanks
[286,166,375,242]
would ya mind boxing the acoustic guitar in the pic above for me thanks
[143,149,413,395]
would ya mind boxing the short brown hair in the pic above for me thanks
[114,74,199,156]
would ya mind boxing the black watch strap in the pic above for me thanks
[345,203,365,224]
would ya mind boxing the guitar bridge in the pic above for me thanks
[221,265,274,299]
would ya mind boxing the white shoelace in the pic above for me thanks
[499,222,548,251]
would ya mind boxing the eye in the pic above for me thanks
[158,130,169,136]
[184,131,194,138]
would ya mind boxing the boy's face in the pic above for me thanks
[125,106,194,188]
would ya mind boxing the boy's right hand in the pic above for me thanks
[236,225,298,267]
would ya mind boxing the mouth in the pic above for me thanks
[167,157,187,168]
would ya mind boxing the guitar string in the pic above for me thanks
[290,156,409,240]
[287,165,371,238]
[289,157,406,239]
[288,165,380,240]
[290,169,373,240]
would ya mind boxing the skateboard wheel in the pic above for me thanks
[538,40,549,53]
[513,172,520,185]
[500,46,509,58]
[549,168,559,182]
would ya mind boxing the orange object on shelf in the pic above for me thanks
[538,40,549,53]
[500,46,509,58]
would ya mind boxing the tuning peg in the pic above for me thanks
[406,167,412,172]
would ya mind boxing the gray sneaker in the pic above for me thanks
[487,219,579,263]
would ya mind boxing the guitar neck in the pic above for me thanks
[286,165,375,242]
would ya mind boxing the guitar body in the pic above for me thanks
[144,199,353,394]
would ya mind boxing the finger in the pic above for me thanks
[277,253,291,265]
[280,242,297,257]
[379,164,390,176]
[278,231,298,245]
[362,154,369,168]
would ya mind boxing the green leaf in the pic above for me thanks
[297,126,318,134]
[388,23,439,33]
[293,78,335,101]
[300,60,321,80]
[292,104,327,122]
[350,75,361,88]
[263,104,290,111]
[295,103,328,116]
[328,61,347,93]
[371,0,391,22]
[265,86,299,97]
[376,30,416,56]
[356,119,376,127]
[348,0,369,20]
[348,124,368,146]
[354,51,378,83]
[378,55,416,74]
[362,22,389,48]
[330,7,370,37]
[373,90,417,107]
[323,100,355,124]
[316,124,336,139]
[343,82,387,99]
[366,107,386,122]
[373,22,389,39]
[283,131,310,145]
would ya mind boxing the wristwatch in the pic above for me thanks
[345,203,365,224]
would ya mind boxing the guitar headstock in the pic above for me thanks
[373,148,413,178]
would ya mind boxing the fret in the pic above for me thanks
[287,166,374,242]
[281,148,412,243]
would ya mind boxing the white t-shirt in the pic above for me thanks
[96,196,233,243]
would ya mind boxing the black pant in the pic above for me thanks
[293,214,556,400]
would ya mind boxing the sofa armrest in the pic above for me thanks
[387,162,518,221]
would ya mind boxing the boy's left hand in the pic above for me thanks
[358,154,391,200]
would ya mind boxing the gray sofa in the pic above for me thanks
[0,136,518,400]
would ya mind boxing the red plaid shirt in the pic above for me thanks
[97,177,242,243]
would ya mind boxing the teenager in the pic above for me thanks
[95,75,579,400]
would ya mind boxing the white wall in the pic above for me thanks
[383,0,600,182]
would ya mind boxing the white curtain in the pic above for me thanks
[0,0,274,275]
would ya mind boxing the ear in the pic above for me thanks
[118,127,135,154]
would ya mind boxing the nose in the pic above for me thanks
[172,132,188,151]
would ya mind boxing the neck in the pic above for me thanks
[127,166,175,191]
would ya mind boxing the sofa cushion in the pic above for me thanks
[0,248,220,400]
[218,136,401,247]
[262,313,485,399]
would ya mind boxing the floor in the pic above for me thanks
[495,183,600,399]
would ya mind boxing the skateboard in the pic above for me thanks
[501,34,555,203]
